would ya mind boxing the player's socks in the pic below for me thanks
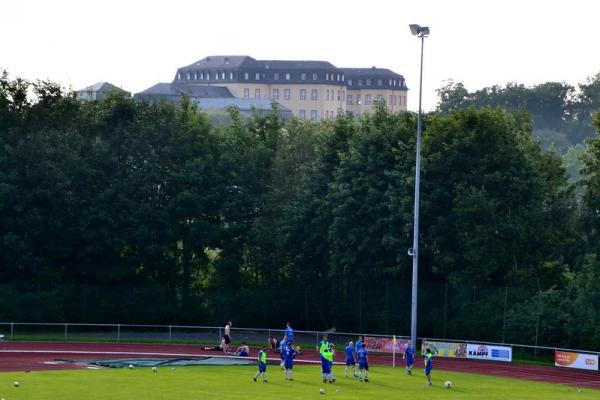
[344,366,348,377]
[289,370,293,380]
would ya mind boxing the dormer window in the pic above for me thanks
[348,79,353,86]
[274,72,280,80]
[312,73,318,80]
[255,72,260,80]
[366,79,371,86]
[378,79,382,86]
[186,72,191,80]
[244,72,249,80]
[230,72,234,80]
[301,73,306,80]
[177,72,182,80]
[285,73,291,80]
[222,72,225,79]
[194,72,198,80]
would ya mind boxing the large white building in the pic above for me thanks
[136,55,408,121]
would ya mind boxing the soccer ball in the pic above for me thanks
[128,364,134,369]
[444,380,453,389]
[14,381,20,387]
[152,367,157,372]
[319,388,325,394]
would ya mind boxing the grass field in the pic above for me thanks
[0,365,597,400]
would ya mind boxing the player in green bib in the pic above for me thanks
[253,347,268,382]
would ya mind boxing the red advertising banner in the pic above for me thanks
[364,336,410,354]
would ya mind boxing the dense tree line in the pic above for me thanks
[1,71,599,350]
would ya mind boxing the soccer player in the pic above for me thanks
[318,334,330,356]
[404,340,415,375]
[236,342,250,357]
[253,347,268,382]
[357,345,369,382]
[279,337,287,369]
[325,343,336,382]
[283,341,298,380]
[285,322,294,342]
[344,341,357,378]
[321,347,334,383]
[355,335,364,351]
[424,348,433,386]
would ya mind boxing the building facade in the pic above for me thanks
[138,55,408,121]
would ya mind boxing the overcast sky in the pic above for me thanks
[2,0,599,111]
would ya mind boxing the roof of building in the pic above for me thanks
[76,82,129,94]
[341,67,408,90]
[137,83,233,98]
[181,55,260,69]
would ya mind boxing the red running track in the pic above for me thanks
[0,341,598,390]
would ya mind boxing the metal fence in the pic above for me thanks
[1,322,598,367]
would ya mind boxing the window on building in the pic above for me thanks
[325,73,329,81]
[285,73,291,80]
[200,72,204,80]
[393,79,397,86]
[229,72,234,80]
[214,72,219,80]
[274,72,279,80]
[347,94,353,105]
[358,79,363,86]
[244,88,250,98]
[311,110,317,121]
[255,89,261,99]
[342,74,344,81]
[326,90,329,101]
[366,79,371,86]
[177,72,182,80]
[220,72,224,79]
[376,94,383,101]
[325,110,329,119]
[378,79,382,86]
[300,89,307,100]
[186,72,191,80]
[244,72,249,80]
[312,72,318,80]
[273,88,280,99]
[299,110,306,120]
[357,94,361,105]
[342,91,345,101]
[284,88,291,100]
[335,74,339,81]
[389,95,393,105]
[348,79,353,86]
[255,72,260,80]
[389,79,392,86]
[193,72,197,80]
[365,95,372,105]
[301,73,306,80]
[337,90,340,101]
[311,89,318,100]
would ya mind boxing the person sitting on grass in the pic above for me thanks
[237,342,250,357]
[204,336,228,352]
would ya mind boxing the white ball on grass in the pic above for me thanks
[444,380,453,389]
[14,380,20,387]
[152,367,157,372]
[128,364,134,369]
[319,388,325,394]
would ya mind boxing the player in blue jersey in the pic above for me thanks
[357,346,369,382]
[279,337,287,369]
[344,341,357,378]
[285,322,294,342]
[283,341,298,380]
[424,347,433,386]
[355,335,364,351]
[404,340,415,375]
[253,347,268,382]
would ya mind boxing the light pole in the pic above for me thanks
[408,23,429,352]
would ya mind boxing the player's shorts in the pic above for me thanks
[280,352,286,360]
[359,361,369,370]
[239,351,249,357]
[345,358,355,366]
[258,362,266,372]
[424,365,432,375]
[284,360,294,369]
[224,335,231,344]
[405,357,414,365]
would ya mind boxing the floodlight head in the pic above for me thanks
[409,24,430,37]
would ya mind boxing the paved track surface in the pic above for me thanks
[0,341,598,389]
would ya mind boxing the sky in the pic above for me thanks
[1,0,599,111]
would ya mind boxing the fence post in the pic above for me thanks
[117,324,121,343]
[10,322,14,340]
[64,323,68,342]
[168,325,172,343]
[502,285,508,343]
[443,282,448,339]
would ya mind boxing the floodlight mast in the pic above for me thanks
[408,23,429,352]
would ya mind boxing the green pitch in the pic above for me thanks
[0,365,597,400]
